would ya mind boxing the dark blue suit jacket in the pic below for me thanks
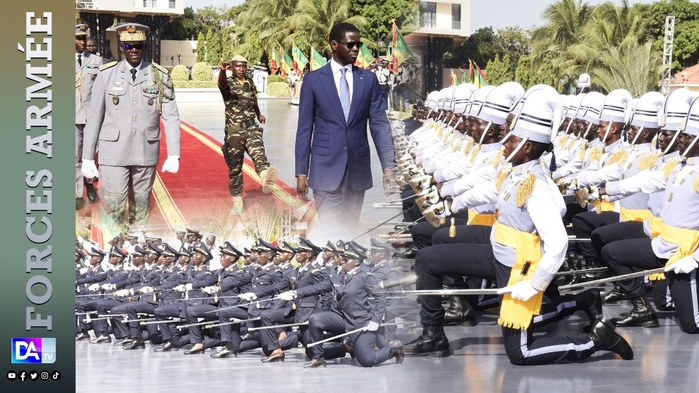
[295,62,396,192]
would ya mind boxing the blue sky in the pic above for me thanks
[185,0,658,33]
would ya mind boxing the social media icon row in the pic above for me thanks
[7,370,60,381]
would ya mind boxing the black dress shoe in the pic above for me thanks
[341,337,355,359]
[154,342,178,352]
[590,317,634,360]
[603,284,629,304]
[123,340,145,350]
[75,332,90,341]
[303,359,327,368]
[210,348,237,358]
[261,352,285,363]
[404,325,450,357]
[391,340,405,364]
[113,338,133,346]
[611,296,659,328]
[184,344,205,355]
[86,183,98,202]
[443,295,477,326]
[90,335,111,344]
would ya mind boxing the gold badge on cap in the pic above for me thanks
[127,25,137,33]
[658,114,665,127]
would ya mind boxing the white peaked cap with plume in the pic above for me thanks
[511,84,552,118]
[451,83,479,114]
[479,81,525,125]
[600,89,633,123]
[467,85,496,117]
[682,96,699,136]
[661,88,698,131]
[630,91,664,128]
[579,91,605,123]
[511,85,562,144]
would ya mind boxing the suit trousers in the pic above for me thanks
[312,171,365,241]
[100,165,156,224]
[117,300,158,341]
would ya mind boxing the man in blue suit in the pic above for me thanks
[295,23,397,240]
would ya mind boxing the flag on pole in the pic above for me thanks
[450,69,457,86]
[458,68,466,85]
[280,45,292,78]
[357,43,375,69]
[91,204,121,250]
[469,59,488,87]
[292,43,309,73]
[310,46,326,71]
[391,21,412,73]
[270,46,280,75]
[468,61,474,85]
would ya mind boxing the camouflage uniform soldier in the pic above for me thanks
[218,55,277,215]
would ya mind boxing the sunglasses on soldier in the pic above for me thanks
[121,43,144,51]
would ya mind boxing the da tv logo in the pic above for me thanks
[11,338,56,364]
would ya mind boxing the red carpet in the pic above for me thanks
[79,121,317,247]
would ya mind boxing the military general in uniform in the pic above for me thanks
[81,23,181,227]
[75,23,104,209]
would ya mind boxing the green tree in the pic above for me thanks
[530,0,592,75]
[195,31,206,63]
[485,54,515,86]
[161,7,198,40]
[350,0,419,57]
[588,41,663,96]
[634,0,699,71]
[444,27,499,69]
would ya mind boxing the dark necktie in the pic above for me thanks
[77,54,82,66]
[130,69,137,82]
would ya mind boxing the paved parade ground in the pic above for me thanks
[76,93,699,393]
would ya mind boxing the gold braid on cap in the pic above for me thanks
[515,172,537,208]
[694,176,699,193]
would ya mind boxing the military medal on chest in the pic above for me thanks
[112,81,123,105]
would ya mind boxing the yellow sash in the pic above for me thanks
[619,208,652,223]
[494,222,544,330]
[648,220,699,281]
[467,210,496,226]
[592,199,615,214]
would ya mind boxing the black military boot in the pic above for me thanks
[611,296,659,328]
[406,325,450,357]
[443,296,476,326]
[590,317,634,360]
[575,288,602,332]
[603,284,629,304]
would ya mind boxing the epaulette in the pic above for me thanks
[99,61,117,71]
[152,62,169,74]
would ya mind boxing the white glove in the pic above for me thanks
[161,155,180,173]
[185,283,193,291]
[81,159,99,179]
[79,267,88,275]
[277,290,297,301]
[365,321,380,332]
[239,292,257,301]
[115,289,130,297]
[102,283,116,291]
[140,286,154,294]
[586,187,600,201]
[88,283,100,291]
[203,286,219,295]
[508,281,540,302]
[665,256,699,274]
[173,284,186,292]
